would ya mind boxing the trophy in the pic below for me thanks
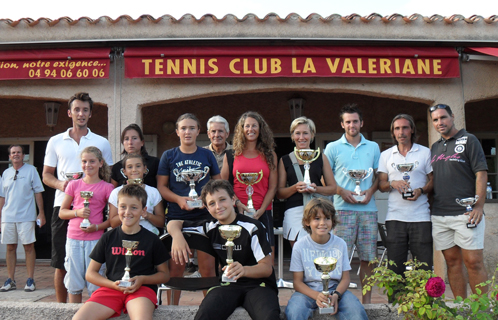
[456,196,479,228]
[314,257,338,314]
[127,178,143,185]
[392,162,419,199]
[219,225,243,282]
[294,147,321,189]
[342,168,373,202]
[236,170,264,217]
[79,191,93,228]
[60,171,83,181]
[179,168,209,208]
[118,240,140,287]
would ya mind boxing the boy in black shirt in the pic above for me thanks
[73,185,170,320]
[167,179,280,320]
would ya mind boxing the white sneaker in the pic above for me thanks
[24,278,36,292]
[0,278,16,292]
[185,271,202,278]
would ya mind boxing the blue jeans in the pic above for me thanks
[285,285,368,320]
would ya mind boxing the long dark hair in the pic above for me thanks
[120,124,147,156]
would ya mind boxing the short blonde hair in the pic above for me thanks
[302,198,338,234]
[290,116,316,143]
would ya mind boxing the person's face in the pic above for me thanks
[68,100,91,128]
[207,122,229,149]
[292,124,313,150]
[243,117,260,142]
[176,119,199,146]
[305,209,333,237]
[123,129,144,154]
[123,158,146,180]
[118,195,145,228]
[393,118,414,146]
[81,152,102,177]
[8,146,24,165]
[341,112,363,139]
[431,108,455,139]
[205,189,236,224]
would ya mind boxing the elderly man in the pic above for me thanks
[378,114,433,278]
[430,104,488,298]
[204,115,232,170]
[0,145,45,292]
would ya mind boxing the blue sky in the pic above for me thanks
[2,0,497,20]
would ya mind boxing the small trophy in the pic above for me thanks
[236,170,264,217]
[79,191,93,228]
[294,147,321,189]
[314,257,338,314]
[342,168,373,202]
[392,162,419,199]
[219,225,243,282]
[60,171,83,181]
[127,178,143,185]
[119,240,140,287]
[180,168,209,208]
[456,196,479,228]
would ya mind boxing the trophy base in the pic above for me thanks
[402,191,414,199]
[467,223,477,228]
[80,222,91,229]
[244,209,255,218]
[118,280,133,287]
[353,195,365,203]
[319,306,335,314]
[221,273,237,283]
[187,200,203,208]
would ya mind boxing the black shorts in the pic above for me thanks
[51,206,68,270]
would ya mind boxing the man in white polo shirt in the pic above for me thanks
[42,92,113,303]
[378,114,433,280]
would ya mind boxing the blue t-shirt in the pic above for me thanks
[158,146,220,220]
[324,134,380,211]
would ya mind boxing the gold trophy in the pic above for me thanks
[60,171,83,181]
[127,178,143,185]
[79,191,93,228]
[119,240,140,287]
[236,170,264,217]
[342,168,373,202]
[314,257,338,314]
[294,147,321,189]
[219,225,243,282]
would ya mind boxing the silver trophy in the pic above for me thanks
[118,240,140,287]
[342,168,373,202]
[79,191,93,229]
[60,171,83,181]
[219,225,243,282]
[236,170,264,217]
[180,168,209,208]
[294,147,321,189]
[314,257,338,314]
[392,162,419,199]
[456,196,479,228]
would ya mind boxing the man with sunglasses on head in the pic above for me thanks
[430,104,488,298]
[0,145,45,292]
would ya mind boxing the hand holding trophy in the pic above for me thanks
[314,257,338,314]
[342,168,373,202]
[179,168,209,208]
[79,191,93,228]
[294,147,321,190]
[391,162,419,199]
[219,225,243,282]
[456,195,479,228]
[119,240,140,287]
[236,170,263,218]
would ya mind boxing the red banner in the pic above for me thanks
[0,48,110,80]
[124,46,460,79]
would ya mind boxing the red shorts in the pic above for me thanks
[86,286,157,318]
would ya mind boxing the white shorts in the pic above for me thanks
[431,215,485,251]
[283,206,308,242]
[1,222,36,245]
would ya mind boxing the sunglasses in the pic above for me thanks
[13,170,19,181]
[429,104,450,112]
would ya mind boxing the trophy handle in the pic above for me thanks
[120,168,127,179]
[236,171,244,184]
[342,167,348,175]
[413,161,419,169]
[363,168,373,180]
[310,148,321,162]
[293,147,300,161]
[197,167,210,182]
[254,170,264,184]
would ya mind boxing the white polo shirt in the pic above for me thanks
[378,143,432,222]
[44,128,114,207]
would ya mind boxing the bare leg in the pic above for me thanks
[167,259,185,305]
[198,251,216,297]
[55,269,68,303]
[23,243,36,279]
[69,293,82,303]
[72,301,115,320]
[126,296,155,320]
[462,248,487,294]
[6,244,17,280]
[442,246,468,298]
[360,260,373,304]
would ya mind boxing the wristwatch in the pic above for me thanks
[332,290,342,301]
[418,187,424,194]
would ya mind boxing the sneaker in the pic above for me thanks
[0,278,16,292]
[24,278,36,292]
[185,271,202,278]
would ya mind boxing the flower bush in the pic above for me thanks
[363,259,498,320]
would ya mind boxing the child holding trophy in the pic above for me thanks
[285,198,367,320]
[72,185,170,320]
[108,153,165,236]
[167,179,280,320]
[157,113,221,304]
[59,146,114,303]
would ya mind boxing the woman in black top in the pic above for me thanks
[111,124,160,188]
[276,116,336,247]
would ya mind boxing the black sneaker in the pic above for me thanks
[24,278,36,292]
[0,278,16,292]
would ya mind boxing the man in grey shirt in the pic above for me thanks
[204,115,232,170]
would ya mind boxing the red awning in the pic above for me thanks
[124,46,460,79]
[467,47,498,58]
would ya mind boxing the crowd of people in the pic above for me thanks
[0,92,489,320]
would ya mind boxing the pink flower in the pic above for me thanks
[426,277,446,298]
[496,293,498,300]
